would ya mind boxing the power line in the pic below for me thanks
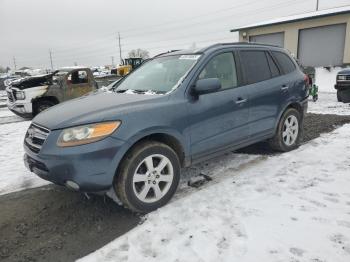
[51,0,305,53]
[11,0,316,67]
[49,0,305,59]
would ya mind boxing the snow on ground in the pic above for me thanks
[80,124,350,262]
[315,67,344,93]
[0,121,49,196]
[308,92,350,115]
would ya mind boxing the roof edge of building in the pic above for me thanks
[230,7,350,33]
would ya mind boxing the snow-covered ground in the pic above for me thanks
[80,124,350,262]
[314,67,343,93]
[308,92,350,115]
[0,121,49,195]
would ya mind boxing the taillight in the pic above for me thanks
[304,74,310,88]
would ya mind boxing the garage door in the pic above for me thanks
[298,24,346,67]
[249,32,284,47]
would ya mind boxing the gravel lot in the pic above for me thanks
[1,112,350,262]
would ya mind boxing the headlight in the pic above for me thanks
[57,121,121,147]
[338,75,346,80]
[15,91,25,100]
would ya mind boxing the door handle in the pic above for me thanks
[281,85,289,91]
[235,98,247,104]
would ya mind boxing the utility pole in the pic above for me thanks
[118,32,122,64]
[49,50,54,70]
[111,56,115,67]
[316,0,319,11]
[13,56,17,70]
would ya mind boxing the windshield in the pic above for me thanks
[115,54,200,94]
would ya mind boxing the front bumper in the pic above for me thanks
[7,100,33,118]
[24,131,130,192]
[335,82,350,90]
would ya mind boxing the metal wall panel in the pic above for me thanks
[298,23,346,67]
[249,32,285,47]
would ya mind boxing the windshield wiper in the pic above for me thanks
[115,89,143,94]
[116,89,165,94]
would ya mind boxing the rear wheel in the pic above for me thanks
[269,108,302,152]
[115,141,180,213]
[34,100,56,116]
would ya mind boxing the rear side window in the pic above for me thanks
[266,53,280,77]
[272,51,296,74]
[198,52,238,89]
[240,51,271,84]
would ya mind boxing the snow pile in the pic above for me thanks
[315,67,343,93]
[308,92,350,115]
[0,121,50,195]
[80,124,350,262]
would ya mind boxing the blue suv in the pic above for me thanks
[24,43,308,212]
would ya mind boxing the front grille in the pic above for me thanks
[7,90,14,102]
[24,124,50,154]
[338,75,350,81]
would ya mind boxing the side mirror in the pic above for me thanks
[193,78,221,95]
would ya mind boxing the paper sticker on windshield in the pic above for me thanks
[179,55,201,60]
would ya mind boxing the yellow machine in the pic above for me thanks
[114,58,143,76]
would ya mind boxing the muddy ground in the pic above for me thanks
[1,113,350,262]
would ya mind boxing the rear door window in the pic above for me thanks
[240,50,271,84]
[272,51,296,74]
[198,52,238,90]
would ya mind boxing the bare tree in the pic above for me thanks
[128,49,150,59]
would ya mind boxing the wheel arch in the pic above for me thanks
[274,101,304,133]
[121,131,187,168]
[32,96,59,114]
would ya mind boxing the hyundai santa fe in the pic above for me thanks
[24,43,308,213]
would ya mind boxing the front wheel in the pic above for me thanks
[34,100,56,116]
[115,141,180,213]
[337,91,342,102]
[268,108,302,152]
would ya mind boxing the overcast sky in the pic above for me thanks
[1,0,349,69]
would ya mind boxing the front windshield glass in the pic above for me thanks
[115,54,201,94]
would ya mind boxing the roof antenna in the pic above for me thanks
[316,0,319,11]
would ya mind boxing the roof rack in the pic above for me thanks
[152,50,182,58]
[201,42,283,52]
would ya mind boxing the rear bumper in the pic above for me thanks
[24,134,130,192]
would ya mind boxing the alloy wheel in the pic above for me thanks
[282,115,299,146]
[132,154,174,203]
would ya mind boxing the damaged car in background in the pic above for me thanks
[6,67,98,118]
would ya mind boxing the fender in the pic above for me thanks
[273,97,307,133]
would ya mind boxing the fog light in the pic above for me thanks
[65,180,80,191]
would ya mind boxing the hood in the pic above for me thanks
[33,92,166,130]
[11,74,53,90]
[338,68,350,75]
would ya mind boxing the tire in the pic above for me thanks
[268,108,302,152]
[34,100,56,116]
[114,141,180,213]
[337,91,342,102]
